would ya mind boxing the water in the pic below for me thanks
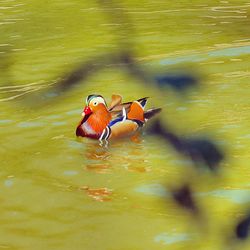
[0,0,250,249]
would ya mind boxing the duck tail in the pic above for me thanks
[137,97,149,108]
[144,108,162,120]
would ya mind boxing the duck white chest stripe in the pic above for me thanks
[81,122,96,135]
[99,126,111,141]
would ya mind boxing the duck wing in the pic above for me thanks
[109,94,123,111]
[109,97,149,119]
[99,100,146,140]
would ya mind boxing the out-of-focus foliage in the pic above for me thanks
[1,0,250,250]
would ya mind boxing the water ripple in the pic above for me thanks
[154,232,191,245]
[17,121,45,128]
[135,184,250,204]
[0,81,54,102]
[0,119,12,124]
[160,45,250,65]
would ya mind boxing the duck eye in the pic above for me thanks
[93,101,98,106]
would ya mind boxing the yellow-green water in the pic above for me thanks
[1,0,250,249]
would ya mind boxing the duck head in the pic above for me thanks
[76,94,111,137]
[82,94,108,119]
[82,95,109,121]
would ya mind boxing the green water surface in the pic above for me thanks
[1,0,250,249]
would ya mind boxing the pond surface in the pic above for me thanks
[0,0,250,249]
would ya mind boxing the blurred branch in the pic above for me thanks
[235,212,250,240]
[46,50,198,99]
[97,0,135,49]
[148,119,224,172]
[171,184,200,216]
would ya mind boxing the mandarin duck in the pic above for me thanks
[76,94,161,140]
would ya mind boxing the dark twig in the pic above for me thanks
[148,119,224,172]
[171,184,200,215]
[235,213,250,240]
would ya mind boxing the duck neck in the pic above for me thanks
[86,109,111,135]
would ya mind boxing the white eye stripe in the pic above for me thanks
[89,97,106,106]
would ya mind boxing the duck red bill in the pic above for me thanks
[82,106,92,116]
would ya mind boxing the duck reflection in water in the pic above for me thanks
[81,131,149,174]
